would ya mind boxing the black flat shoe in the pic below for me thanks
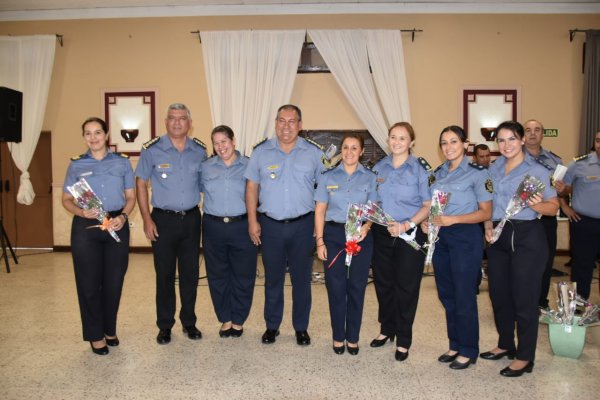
[480,350,515,360]
[261,329,280,344]
[229,327,243,337]
[156,328,171,345]
[333,345,345,355]
[295,330,311,346]
[347,344,359,355]
[219,328,231,338]
[500,361,534,377]
[183,325,202,340]
[370,335,394,348]
[90,342,109,355]
[395,349,409,361]
[438,352,458,363]
[449,357,476,370]
[105,336,119,347]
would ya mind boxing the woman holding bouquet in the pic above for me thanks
[201,125,257,338]
[370,122,431,361]
[62,117,135,355]
[314,133,377,355]
[428,125,493,370]
[482,120,558,377]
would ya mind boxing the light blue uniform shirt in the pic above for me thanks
[314,163,378,223]
[489,152,557,221]
[372,155,431,222]
[135,135,207,211]
[201,151,248,217]
[563,152,600,218]
[63,151,134,211]
[430,157,493,216]
[526,147,563,170]
[244,137,325,220]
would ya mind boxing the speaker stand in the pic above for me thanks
[0,217,17,273]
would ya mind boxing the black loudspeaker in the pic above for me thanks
[0,87,23,143]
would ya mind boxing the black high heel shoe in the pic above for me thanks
[333,344,345,355]
[395,349,409,361]
[347,344,359,355]
[480,349,516,360]
[90,341,109,355]
[449,356,476,370]
[229,327,243,337]
[370,335,394,348]
[104,336,119,347]
[500,361,534,377]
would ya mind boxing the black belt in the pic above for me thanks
[492,219,536,227]
[263,211,312,224]
[205,213,247,223]
[540,215,557,220]
[326,221,345,228]
[153,206,198,216]
[107,209,123,218]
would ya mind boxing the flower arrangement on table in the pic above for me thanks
[424,190,451,266]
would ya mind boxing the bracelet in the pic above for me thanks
[316,236,324,242]
[316,244,325,247]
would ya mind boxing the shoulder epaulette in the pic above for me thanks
[252,138,268,150]
[418,157,432,172]
[142,137,160,149]
[192,137,207,149]
[574,154,589,162]
[70,153,85,161]
[549,150,560,159]
[304,137,324,151]
[535,157,553,170]
[116,152,129,159]
[469,162,486,170]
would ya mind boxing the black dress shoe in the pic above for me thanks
[183,326,202,340]
[333,345,345,355]
[347,344,359,355]
[500,361,534,377]
[370,335,394,348]
[219,328,231,338]
[90,342,109,355]
[296,331,311,346]
[480,350,515,360]
[105,336,119,347]
[438,352,458,363]
[449,357,476,370]
[229,327,243,337]
[395,349,409,361]
[262,329,280,344]
[156,328,171,344]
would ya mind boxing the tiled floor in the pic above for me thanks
[0,251,598,399]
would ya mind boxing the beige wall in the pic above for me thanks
[0,13,597,246]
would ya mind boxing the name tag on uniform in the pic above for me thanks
[158,164,171,169]
[376,178,385,183]
[327,185,339,190]
[80,171,93,177]
[586,176,598,181]
[267,165,279,179]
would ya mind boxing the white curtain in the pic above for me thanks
[309,30,411,152]
[0,35,56,205]
[200,30,305,155]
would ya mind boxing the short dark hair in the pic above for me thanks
[81,117,108,135]
[473,143,490,155]
[496,120,524,140]
[341,132,364,149]
[211,125,235,140]
[276,104,302,121]
[439,125,467,147]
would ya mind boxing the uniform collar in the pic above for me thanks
[383,154,417,170]
[213,150,243,167]
[335,162,367,176]
[440,156,469,173]
[83,149,114,161]
[160,134,192,151]
[589,152,599,164]
[270,136,307,152]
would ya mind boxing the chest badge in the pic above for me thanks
[161,173,168,179]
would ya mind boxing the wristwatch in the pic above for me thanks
[121,212,128,221]
[407,220,416,230]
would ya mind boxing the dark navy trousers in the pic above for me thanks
[570,215,600,300]
[260,213,315,331]
[71,215,129,342]
[538,215,558,308]
[323,223,373,343]
[202,215,258,325]
[433,223,482,359]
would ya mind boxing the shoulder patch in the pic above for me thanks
[418,157,432,172]
[192,137,207,149]
[142,137,160,149]
[574,154,589,162]
[485,178,494,193]
[116,152,129,159]
[304,137,324,151]
[252,138,268,150]
[428,174,436,187]
[469,162,486,170]
[535,157,553,170]
[70,153,85,161]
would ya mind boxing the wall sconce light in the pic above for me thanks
[480,127,496,141]
[120,129,139,143]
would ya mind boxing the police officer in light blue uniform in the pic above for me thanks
[201,125,257,338]
[314,133,377,355]
[482,121,558,378]
[429,125,493,370]
[135,103,207,345]
[245,104,325,346]
[556,130,600,300]
[62,117,136,355]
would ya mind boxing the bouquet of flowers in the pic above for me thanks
[424,190,451,266]
[489,174,545,244]
[326,203,365,277]
[360,201,421,251]
[66,178,121,242]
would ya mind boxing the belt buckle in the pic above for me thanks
[223,217,230,223]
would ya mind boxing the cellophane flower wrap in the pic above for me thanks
[360,201,421,251]
[67,178,121,242]
[424,190,451,266]
[540,285,600,327]
[327,204,364,277]
[489,174,545,244]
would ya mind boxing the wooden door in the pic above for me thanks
[1,131,53,248]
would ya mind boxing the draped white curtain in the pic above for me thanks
[0,35,55,205]
[200,30,305,155]
[309,30,411,152]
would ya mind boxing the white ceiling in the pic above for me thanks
[1,1,599,21]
